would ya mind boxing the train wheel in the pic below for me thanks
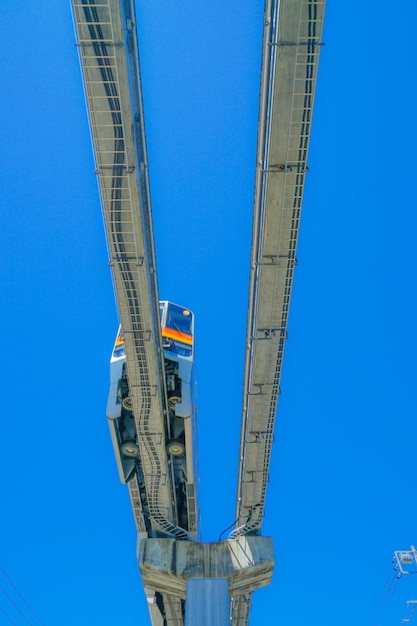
[122,396,133,411]
[167,439,185,456]
[121,440,139,457]
[168,394,181,410]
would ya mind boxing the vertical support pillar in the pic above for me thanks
[139,537,274,624]
[185,579,229,626]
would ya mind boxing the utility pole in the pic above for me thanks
[393,546,417,576]
[402,600,417,624]
[392,546,417,625]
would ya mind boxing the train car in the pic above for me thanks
[160,301,199,535]
[106,301,199,537]
[106,328,137,483]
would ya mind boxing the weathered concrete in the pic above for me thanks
[139,536,274,599]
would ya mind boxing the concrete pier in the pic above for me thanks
[139,536,274,624]
[185,579,229,626]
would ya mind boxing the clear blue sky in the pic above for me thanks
[1,1,417,625]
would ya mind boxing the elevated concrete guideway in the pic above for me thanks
[71,0,326,625]
[71,1,199,624]
[235,0,326,537]
[72,0,176,538]
[232,1,326,624]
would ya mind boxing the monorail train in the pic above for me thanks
[106,301,199,537]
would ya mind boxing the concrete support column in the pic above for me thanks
[185,579,229,626]
[138,536,274,625]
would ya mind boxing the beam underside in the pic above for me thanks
[232,1,325,624]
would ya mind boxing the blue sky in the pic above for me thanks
[1,1,417,625]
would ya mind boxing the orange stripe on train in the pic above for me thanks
[162,327,193,345]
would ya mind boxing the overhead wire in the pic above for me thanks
[0,605,18,626]
[371,566,401,626]
[0,582,34,626]
[0,565,45,626]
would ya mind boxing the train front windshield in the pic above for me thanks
[162,303,193,356]
[167,303,193,335]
